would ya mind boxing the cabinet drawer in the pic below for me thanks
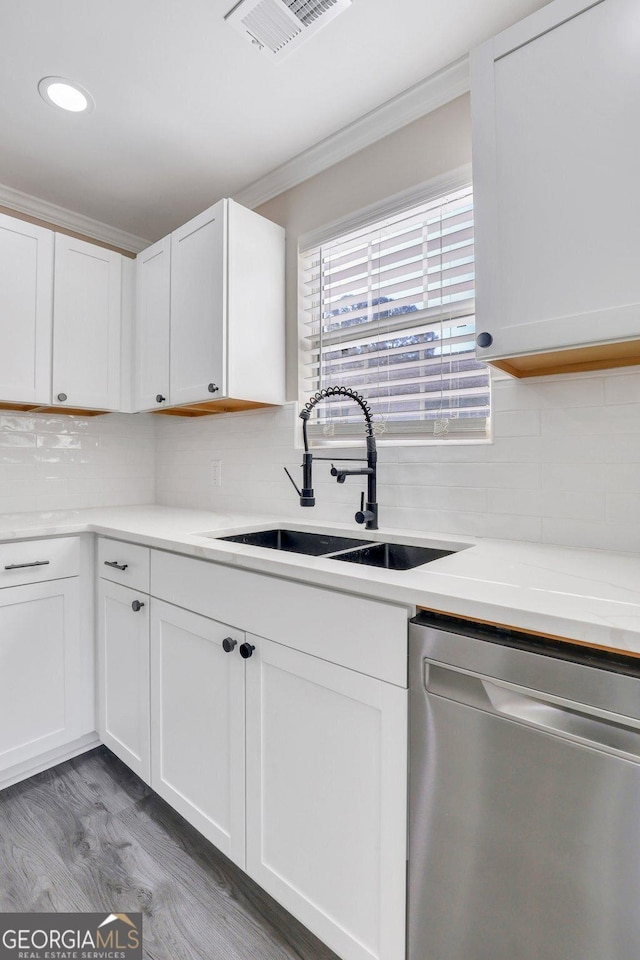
[98,537,150,593]
[0,537,80,588]
[151,549,409,686]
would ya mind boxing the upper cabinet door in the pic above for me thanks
[0,213,53,404]
[170,201,226,405]
[52,234,122,410]
[472,0,640,367]
[134,236,171,412]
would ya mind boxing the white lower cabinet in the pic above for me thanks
[96,546,409,960]
[0,578,83,773]
[98,579,150,782]
[245,636,408,960]
[149,599,246,865]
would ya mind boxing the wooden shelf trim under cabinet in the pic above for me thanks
[489,339,640,378]
[153,398,277,417]
[418,606,640,660]
[0,401,107,416]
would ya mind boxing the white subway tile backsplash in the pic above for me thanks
[604,372,640,405]
[492,409,541,437]
[395,485,487,512]
[542,518,640,554]
[541,403,640,436]
[542,462,640,494]
[493,375,605,411]
[152,370,640,552]
[488,487,604,520]
[397,442,489,463]
[146,371,640,550]
[540,434,603,463]
[605,493,640,524]
[0,411,155,514]
[489,436,544,462]
[2,369,637,553]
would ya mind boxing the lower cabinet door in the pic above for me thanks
[149,599,246,867]
[245,636,408,960]
[98,579,150,782]
[0,578,82,772]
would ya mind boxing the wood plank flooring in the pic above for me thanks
[0,746,339,960]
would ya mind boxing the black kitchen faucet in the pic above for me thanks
[284,386,379,530]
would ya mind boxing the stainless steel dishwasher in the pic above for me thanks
[408,611,640,960]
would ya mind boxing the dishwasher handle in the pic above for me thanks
[425,660,640,763]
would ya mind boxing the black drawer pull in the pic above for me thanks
[4,560,51,571]
[104,561,128,571]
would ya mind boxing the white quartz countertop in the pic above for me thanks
[1,503,640,655]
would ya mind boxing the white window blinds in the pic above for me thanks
[300,184,490,440]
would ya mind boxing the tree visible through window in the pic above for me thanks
[299,184,490,440]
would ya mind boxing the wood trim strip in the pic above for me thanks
[489,338,640,378]
[154,399,277,417]
[0,400,107,417]
[417,605,640,660]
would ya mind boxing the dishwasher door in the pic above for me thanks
[408,618,640,960]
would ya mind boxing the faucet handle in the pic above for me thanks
[330,464,347,483]
[355,491,366,524]
[283,467,302,497]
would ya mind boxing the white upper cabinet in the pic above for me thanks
[52,234,123,409]
[170,202,226,405]
[134,236,171,411]
[0,213,53,404]
[225,200,286,407]
[0,200,282,414]
[472,0,640,375]
[134,198,285,412]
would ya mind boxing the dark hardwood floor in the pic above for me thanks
[0,747,339,960]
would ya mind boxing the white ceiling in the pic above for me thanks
[1,0,550,243]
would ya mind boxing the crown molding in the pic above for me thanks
[234,55,470,210]
[0,182,149,253]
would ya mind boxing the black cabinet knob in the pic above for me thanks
[156,394,166,403]
[208,383,219,393]
[131,600,145,612]
[57,393,68,402]
[239,642,255,659]
[222,637,237,653]
[476,332,493,348]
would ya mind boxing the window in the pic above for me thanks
[299,179,490,442]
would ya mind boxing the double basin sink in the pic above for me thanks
[214,528,456,570]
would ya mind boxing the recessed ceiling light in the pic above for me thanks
[38,77,94,113]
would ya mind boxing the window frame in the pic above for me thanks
[297,164,492,447]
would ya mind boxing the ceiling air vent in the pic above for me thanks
[225,0,352,61]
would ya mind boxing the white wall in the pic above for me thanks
[0,411,155,513]
[155,370,640,554]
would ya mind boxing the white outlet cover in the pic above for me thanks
[211,460,222,487]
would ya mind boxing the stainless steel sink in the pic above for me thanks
[216,529,371,556]
[331,542,455,570]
